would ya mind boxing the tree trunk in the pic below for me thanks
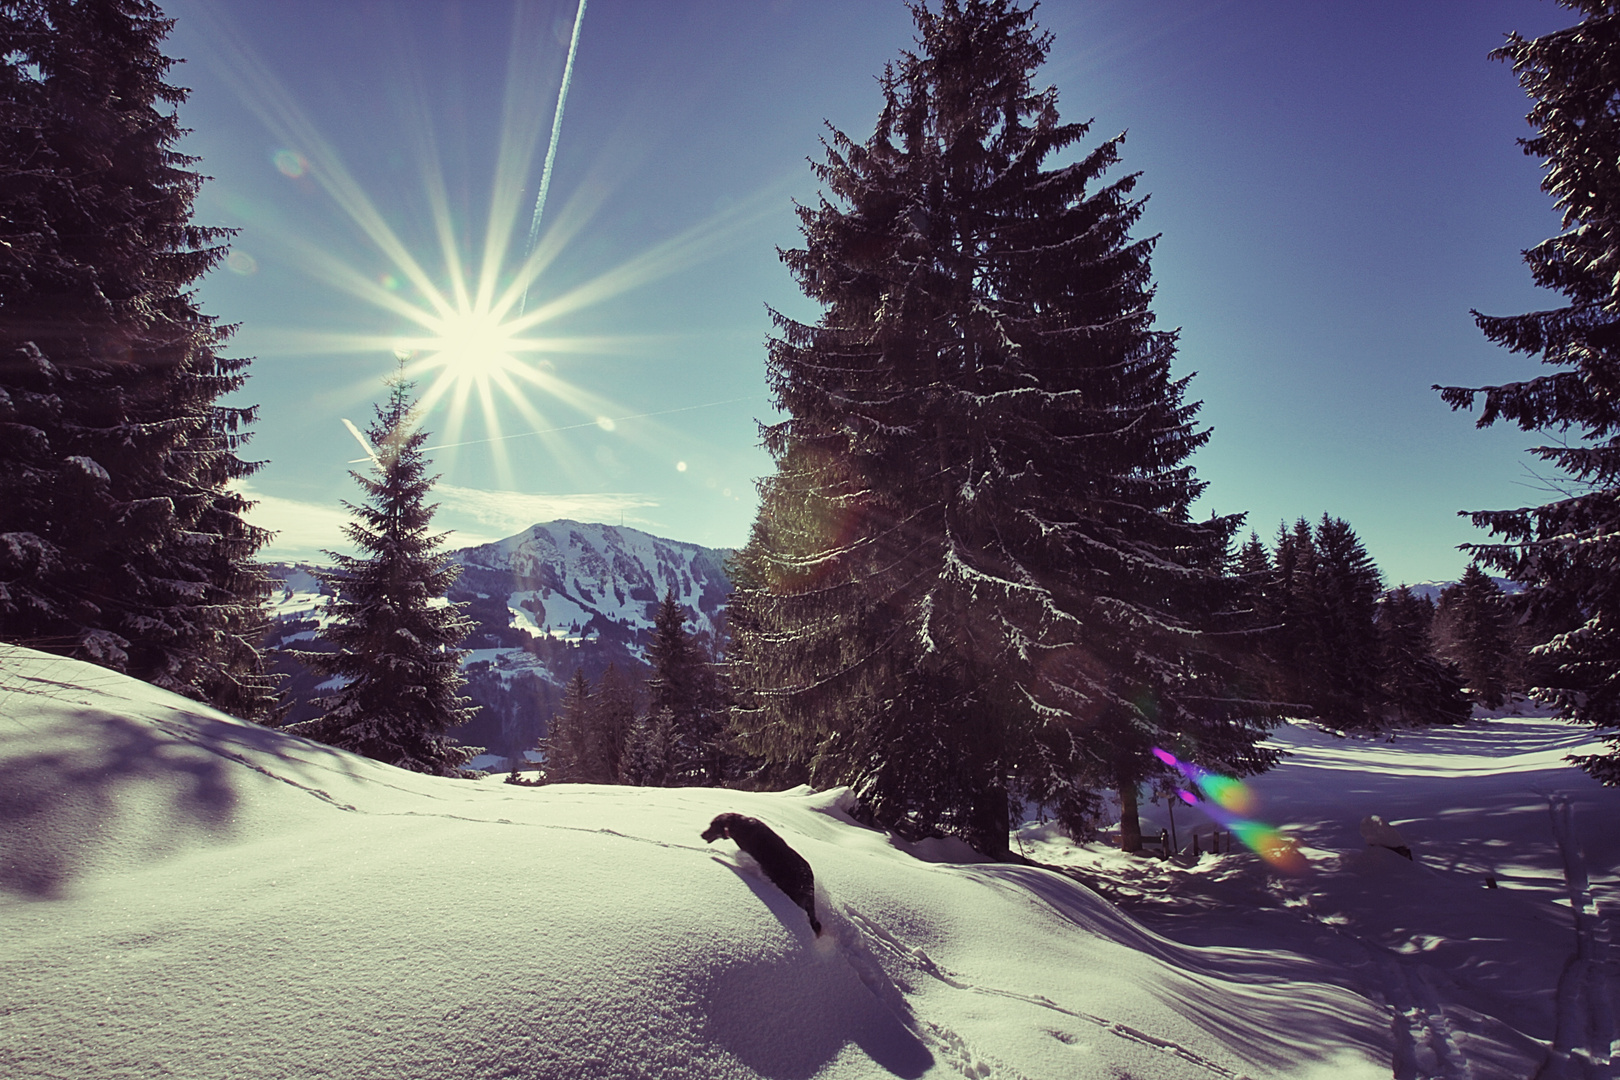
[971,783,1012,860]
[1118,782,1143,853]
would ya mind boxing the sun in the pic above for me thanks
[418,307,524,385]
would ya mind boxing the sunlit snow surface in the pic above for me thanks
[2,645,1614,1079]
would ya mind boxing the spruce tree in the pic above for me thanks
[621,707,675,788]
[1435,565,1515,710]
[1260,519,1318,709]
[1255,517,1386,729]
[287,373,477,775]
[587,662,635,783]
[1438,2,1620,781]
[1378,586,1471,727]
[542,668,592,782]
[0,0,274,717]
[728,0,1275,854]
[645,590,725,785]
[1306,516,1384,730]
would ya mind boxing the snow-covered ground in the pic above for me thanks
[2,644,1615,1079]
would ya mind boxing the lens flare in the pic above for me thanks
[1152,747,1305,873]
[273,149,307,178]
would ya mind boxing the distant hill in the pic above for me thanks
[263,521,734,759]
[1385,577,1522,604]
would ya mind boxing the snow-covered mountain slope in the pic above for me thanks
[4,644,1395,1080]
[451,519,732,646]
[263,520,734,753]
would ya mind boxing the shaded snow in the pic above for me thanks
[1022,710,1620,1080]
[2,645,1405,1080]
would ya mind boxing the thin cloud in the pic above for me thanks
[234,483,355,562]
[237,482,649,564]
[434,484,658,537]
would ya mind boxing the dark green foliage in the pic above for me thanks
[1307,517,1385,729]
[727,0,1275,854]
[541,668,594,782]
[0,0,274,718]
[1437,3,1620,781]
[1246,519,1376,727]
[1250,517,1466,730]
[1434,565,1516,709]
[643,590,727,785]
[1378,587,1471,727]
[621,706,675,788]
[543,664,634,784]
[287,377,478,775]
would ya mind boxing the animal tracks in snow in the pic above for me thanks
[1542,795,1618,1080]
[833,902,1254,1080]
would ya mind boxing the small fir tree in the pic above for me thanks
[0,0,274,717]
[541,668,593,782]
[1437,2,1620,781]
[645,590,725,786]
[288,372,477,775]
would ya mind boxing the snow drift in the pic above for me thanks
[1,644,1398,1079]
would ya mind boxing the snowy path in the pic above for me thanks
[1542,795,1618,1080]
[1021,714,1620,1080]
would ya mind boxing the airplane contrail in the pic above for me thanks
[519,0,588,316]
[341,417,379,465]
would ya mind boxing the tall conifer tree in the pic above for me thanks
[728,0,1274,853]
[1435,565,1515,709]
[1439,2,1620,780]
[1307,516,1384,730]
[588,662,636,783]
[288,373,477,775]
[542,668,593,782]
[0,0,273,717]
[645,590,725,785]
[1378,586,1471,727]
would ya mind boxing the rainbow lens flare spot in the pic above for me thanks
[1152,746,1305,874]
[273,149,308,178]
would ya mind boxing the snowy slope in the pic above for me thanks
[3,645,1399,1080]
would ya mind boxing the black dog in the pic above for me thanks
[701,812,822,936]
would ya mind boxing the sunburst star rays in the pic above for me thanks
[188,1,785,482]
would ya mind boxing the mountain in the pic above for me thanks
[263,520,734,759]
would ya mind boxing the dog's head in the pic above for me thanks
[700,814,731,843]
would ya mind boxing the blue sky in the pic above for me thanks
[166,0,1571,585]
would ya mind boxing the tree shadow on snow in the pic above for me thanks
[0,687,358,900]
[962,864,1393,1076]
[701,859,934,1080]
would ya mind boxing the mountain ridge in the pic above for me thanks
[264,519,735,758]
